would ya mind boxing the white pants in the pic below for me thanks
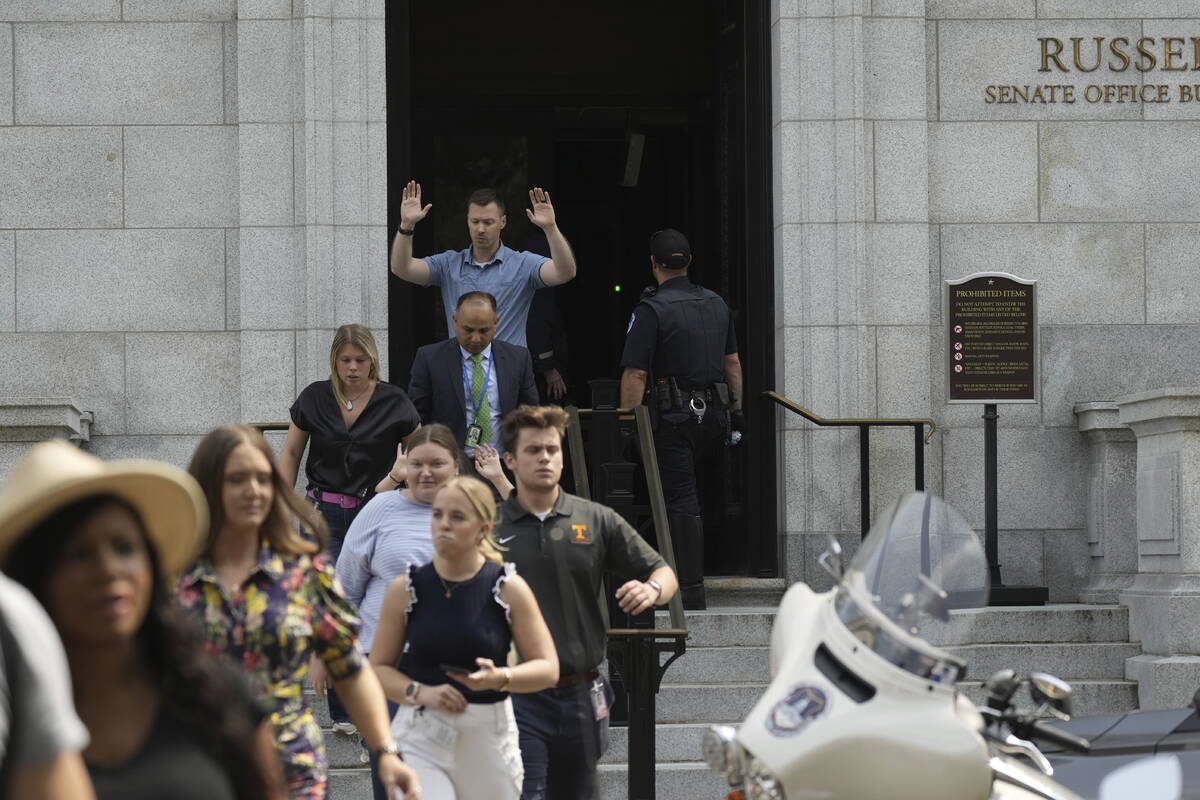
[392,698,523,800]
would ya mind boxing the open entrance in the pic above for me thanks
[386,0,776,577]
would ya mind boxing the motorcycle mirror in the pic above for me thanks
[1029,672,1074,720]
[984,669,1021,711]
[1099,754,1182,800]
[818,537,843,580]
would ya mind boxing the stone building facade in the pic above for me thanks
[776,0,1200,609]
[2,0,1200,620]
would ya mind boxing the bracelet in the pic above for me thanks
[389,471,404,485]
[397,226,415,236]
[498,666,512,691]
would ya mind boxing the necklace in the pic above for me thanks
[344,383,372,411]
[438,574,462,598]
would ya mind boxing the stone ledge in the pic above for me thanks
[0,398,92,442]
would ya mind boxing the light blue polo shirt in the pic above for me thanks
[426,243,548,348]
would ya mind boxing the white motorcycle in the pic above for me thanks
[701,492,1182,800]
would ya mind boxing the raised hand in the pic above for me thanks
[526,187,556,230]
[401,180,433,228]
[389,442,408,485]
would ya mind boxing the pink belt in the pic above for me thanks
[306,489,364,509]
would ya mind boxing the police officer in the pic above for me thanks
[618,228,745,610]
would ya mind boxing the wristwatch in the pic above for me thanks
[646,579,664,602]
[404,681,422,705]
[397,226,415,236]
[375,742,402,758]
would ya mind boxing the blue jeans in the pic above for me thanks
[314,498,363,724]
[367,700,401,800]
[512,677,612,800]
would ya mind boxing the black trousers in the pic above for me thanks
[653,412,726,516]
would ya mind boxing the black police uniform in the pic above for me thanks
[620,274,738,608]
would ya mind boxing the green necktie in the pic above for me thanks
[470,352,493,445]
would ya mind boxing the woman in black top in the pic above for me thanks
[279,324,421,736]
[0,440,285,800]
[370,476,558,800]
[280,324,421,561]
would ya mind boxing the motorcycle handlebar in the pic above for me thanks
[1018,719,1092,754]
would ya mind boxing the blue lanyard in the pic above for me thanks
[463,355,494,420]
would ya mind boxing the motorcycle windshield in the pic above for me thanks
[835,493,989,682]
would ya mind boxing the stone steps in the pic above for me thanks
[602,722,732,764]
[923,604,1131,646]
[704,577,787,608]
[951,642,1142,682]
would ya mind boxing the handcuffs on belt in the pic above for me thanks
[688,394,707,424]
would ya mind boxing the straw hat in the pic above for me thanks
[0,440,208,576]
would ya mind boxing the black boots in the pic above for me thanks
[670,513,706,610]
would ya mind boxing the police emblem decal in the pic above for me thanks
[765,685,829,737]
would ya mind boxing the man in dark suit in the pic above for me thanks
[409,291,540,452]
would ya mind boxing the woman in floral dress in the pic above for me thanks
[178,424,419,800]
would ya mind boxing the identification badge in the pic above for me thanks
[465,424,482,448]
[417,708,460,748]
[590,678,609,721]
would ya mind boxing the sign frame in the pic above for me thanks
[944,271,1039,405]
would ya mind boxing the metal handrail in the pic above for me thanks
[765,390,936,537]
[764,391,936,442]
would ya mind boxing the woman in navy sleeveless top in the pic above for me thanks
[370,476,558,799]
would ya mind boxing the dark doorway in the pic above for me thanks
[386,0,777,577]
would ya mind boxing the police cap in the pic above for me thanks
[650,228,691,269]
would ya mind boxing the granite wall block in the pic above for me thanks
[124,126,238,228]
[930,122,1038,222]
[873,121,928,221]
[926,0,1035,17]
[939,224,1145,324]
[776,17,836,123]
[238,227,301,330]
[1040,325,1200,427]
[864,17,927,119]
[0,25,11,124]
[1147,225,1200,323]
[239,123,294,226]
[239,331,295,425]
[122,0,236,20]
[16,230,225,332]
[0,1,118,21]
[0,231,11,332]
[15,23,223,124]
[125,333,239,434]
[237,20,294,123]
[1041,122,1200,222]
[0,127,121,229]
[1037,1,1200,17]
[942,426,1088,530]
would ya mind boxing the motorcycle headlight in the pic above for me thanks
[746,758,786,800]
[701,725,745,784]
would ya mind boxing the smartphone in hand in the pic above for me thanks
[440,662,474,676]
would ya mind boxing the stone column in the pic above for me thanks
[1074,402,1137,604]
[774,0,931,587]
[1118,388,1200,709]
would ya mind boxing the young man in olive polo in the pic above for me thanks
[498,405,678,800]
